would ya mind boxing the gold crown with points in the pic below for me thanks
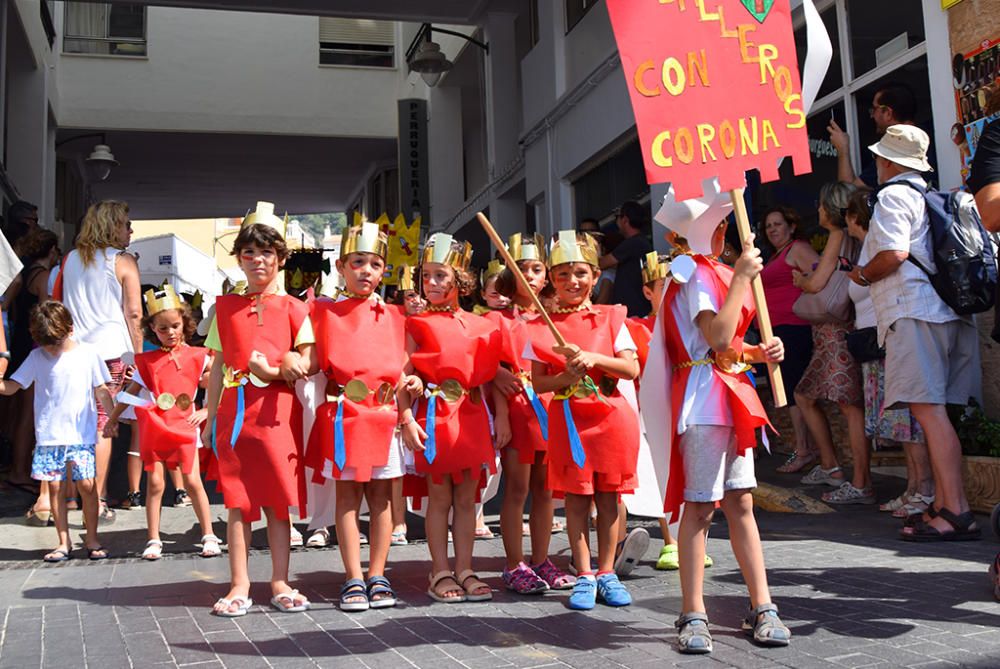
[241,201,287,236]
[482,259,506,284]
[340,222,388,260]
[641,251,671,285]
[144,284,185,317]
[508,233,547,264]
[548,230,599,268]
[421,233,472,272]
[397,264,416,292]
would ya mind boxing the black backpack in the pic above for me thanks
[876,180,997,316]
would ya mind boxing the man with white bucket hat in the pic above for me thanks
[848,124,982,543]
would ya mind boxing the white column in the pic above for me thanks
[427,87,463,231]
[483,12,519,176]
[922,0,961,190]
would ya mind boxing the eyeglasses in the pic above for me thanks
[869,104,890,117]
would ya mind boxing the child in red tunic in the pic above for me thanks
[490,233,576,594]
[104,286,220,561]
[397,233,509,604]
[648,214,789,654]
[201,203,314,617]
[527,231,640,611]
[300,223,419,611]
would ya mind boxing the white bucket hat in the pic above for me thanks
[868,124,933,173]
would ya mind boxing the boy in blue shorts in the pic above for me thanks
[0,301,113,561]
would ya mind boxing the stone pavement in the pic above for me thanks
[0,455,998,669]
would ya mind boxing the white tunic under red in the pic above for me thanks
[306,295,407,482]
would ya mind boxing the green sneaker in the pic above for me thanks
[655,544,714,570]
[656,544,679,570]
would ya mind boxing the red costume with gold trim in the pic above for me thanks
[133,345,208,475]
[406,310,503,485]
[212,293,309,522]
[529,304,639,495]
[659,256,771,521]
[485,308,551,464]
[306,296,407,482]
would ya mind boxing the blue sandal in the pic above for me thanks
[366,575,397,609]
[339,578,370,612]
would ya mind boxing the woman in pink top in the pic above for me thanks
[759,206,819,473]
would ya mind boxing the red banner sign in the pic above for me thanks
[606,0,812,200]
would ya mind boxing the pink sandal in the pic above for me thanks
[502,562,547,594]
[532,558,576,590]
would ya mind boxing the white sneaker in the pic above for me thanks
[614,528,650,577]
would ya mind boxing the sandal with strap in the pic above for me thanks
[366,575,397,609]
[339,579,370,612]
[456,569,493,601]
[532,558,575,590]
[880,491,913,512]
[742,603,791,647]
[271,589,310,613]
[200,534,222,558]
[43,547,71,563]
[776,451,815,474]
[142,539,163,561]
[502,562,548,595]
[676,612,713,654]
[427,571,466,603]
[893,493,934,519]
[212,595,252,617]
[900,507,981,542]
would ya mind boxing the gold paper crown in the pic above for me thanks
[144,285,185,316]
[641,251,671,285]
[508,233,547,264]
[482,259,506,284]
[548,230,600,268]
[397,264,416,292]
[421,233,473,272]
[241,201,287,236]
[341,222,388,259]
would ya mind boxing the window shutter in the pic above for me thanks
[319,18,394,46]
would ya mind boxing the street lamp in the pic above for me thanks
[85,144,119,182]
[405,23,489,88]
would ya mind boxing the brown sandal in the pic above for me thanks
[427,571,465,603]
[456,569,493,601]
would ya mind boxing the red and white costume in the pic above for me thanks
[306,294,407,482]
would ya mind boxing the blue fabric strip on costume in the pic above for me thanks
[334,399,346,470]
[230,384,246,447]
[524,385,549,441]
[424,393,438,464]
[211,418,218,456]
[562,400,586,468]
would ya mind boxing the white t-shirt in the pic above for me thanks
[12,341,112,446]
[671,264,734,432]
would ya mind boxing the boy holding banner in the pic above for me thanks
[647,208,790,654]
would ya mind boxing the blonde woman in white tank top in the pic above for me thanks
[61,201,143,522]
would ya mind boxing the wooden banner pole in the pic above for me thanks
[475,212,567,348]
[728,188,788,408]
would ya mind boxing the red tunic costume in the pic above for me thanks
[211,293,309,522]
[485,308,552,464]
[306,296,407,482]
[133,345,208,475]
[660,256,771,521]
[530,305,640,495]
[626,315,656,376]
[406,310,503,485]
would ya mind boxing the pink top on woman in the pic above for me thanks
[759,241,810,327]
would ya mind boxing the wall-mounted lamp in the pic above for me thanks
[405,23,489,88]
[56,133,118,182]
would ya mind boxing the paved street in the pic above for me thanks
[0,455,998,669]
